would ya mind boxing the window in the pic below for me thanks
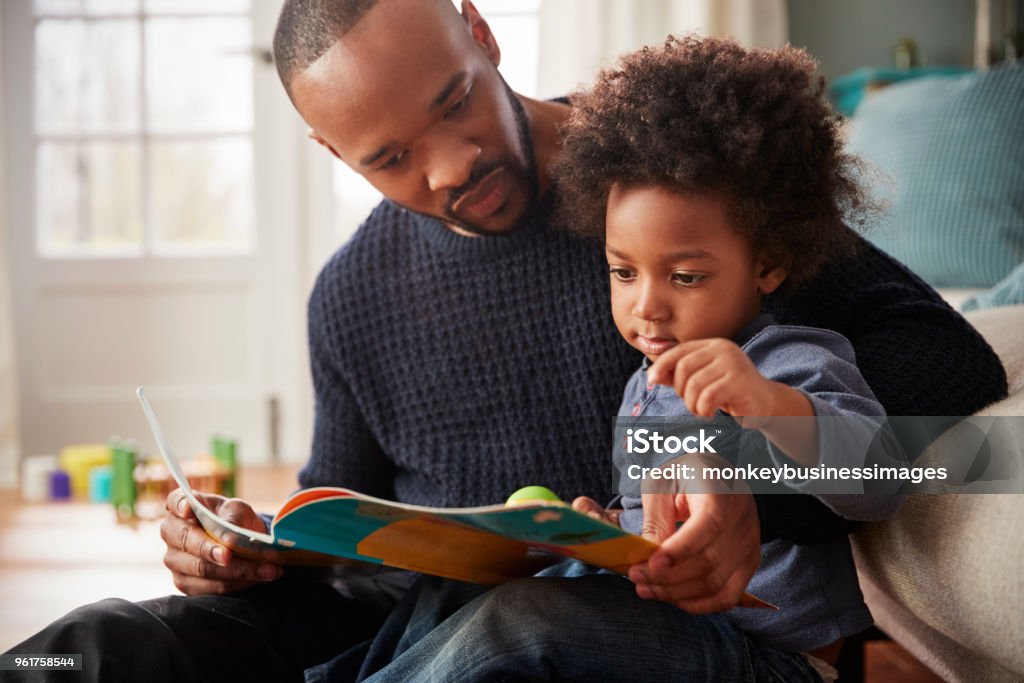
[33,0,254,257]
[474,0,540,98]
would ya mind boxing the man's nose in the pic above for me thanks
[632,281,670,322]
[425,135,481,193]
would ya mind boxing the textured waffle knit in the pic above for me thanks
[301,199,1007,526]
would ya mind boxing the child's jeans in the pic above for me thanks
[309,561,825,683]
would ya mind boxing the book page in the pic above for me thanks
[137,387,277,550]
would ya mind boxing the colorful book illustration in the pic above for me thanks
[137,387,773,607]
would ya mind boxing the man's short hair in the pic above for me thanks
[272,0,381,98]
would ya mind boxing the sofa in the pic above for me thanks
[851,303,1024,682]
[838,61,1024,682]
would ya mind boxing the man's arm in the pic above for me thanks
[767,231,1008,416]
[754,233,1009,545]
[300,270,397,494]
[755,494,859,543]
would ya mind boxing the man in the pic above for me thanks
[7,0,1006,680]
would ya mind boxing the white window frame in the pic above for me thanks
[30,1,256,259]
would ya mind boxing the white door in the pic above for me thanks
[2,0,307,465]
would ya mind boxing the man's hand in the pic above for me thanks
[160,488,284,596]
[628,489,760,614]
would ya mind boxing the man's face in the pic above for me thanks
[290,0,538,235]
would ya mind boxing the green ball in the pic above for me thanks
[506,485,562,506]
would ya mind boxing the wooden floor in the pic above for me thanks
[0,464,941,681]
[865,642,943,682]
[0,463,301,651]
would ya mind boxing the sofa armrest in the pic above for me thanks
[852,305,1024,682]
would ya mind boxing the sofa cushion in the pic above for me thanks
[847,63,1024,288]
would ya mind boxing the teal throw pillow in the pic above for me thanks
[847,63,1024,288]
[962,261,1024,311]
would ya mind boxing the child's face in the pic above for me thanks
[605,185,786,361]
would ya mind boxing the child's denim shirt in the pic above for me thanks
[613,314,903,651]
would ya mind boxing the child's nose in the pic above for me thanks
[632,283,670,322]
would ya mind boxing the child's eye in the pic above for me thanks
[379,150,407,171]
[609,267,635,282]
[671,272,705,286]
[443,92,470,119]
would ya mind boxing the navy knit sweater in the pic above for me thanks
[302,198,1007,542]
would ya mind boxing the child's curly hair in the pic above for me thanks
[552,35,876,288]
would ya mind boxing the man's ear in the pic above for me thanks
[460,0,501,67]
[307,129,342,161]
[755,254,789,295]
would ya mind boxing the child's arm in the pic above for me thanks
[647,334,909,521]
[646,338,822,466]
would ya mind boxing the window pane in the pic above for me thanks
[486,15,539,97]
[332,160,383,243]
[37,141,143,254]
[35,19,140,134]
[149,139,253,253]
[145,18,253,132]
[473,0,540,13]
[34,0,139,15]
[143,0,248,14]
[460,1,538,96]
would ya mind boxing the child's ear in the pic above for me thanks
[755,254,789,295]
[460,1,501,67]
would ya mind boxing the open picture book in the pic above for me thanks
[137,387,772,607]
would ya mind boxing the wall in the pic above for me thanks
[789,0,1023,80]
[538,0,788,98]
[0,1,21,488]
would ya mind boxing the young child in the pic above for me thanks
[551,36,907,677]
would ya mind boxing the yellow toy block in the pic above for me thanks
[59,444,112,499]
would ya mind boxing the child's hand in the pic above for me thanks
[648,338,818,462]
[571,496,622,526]
[646,338,773,426]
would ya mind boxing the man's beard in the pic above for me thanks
[412,79,539,236]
